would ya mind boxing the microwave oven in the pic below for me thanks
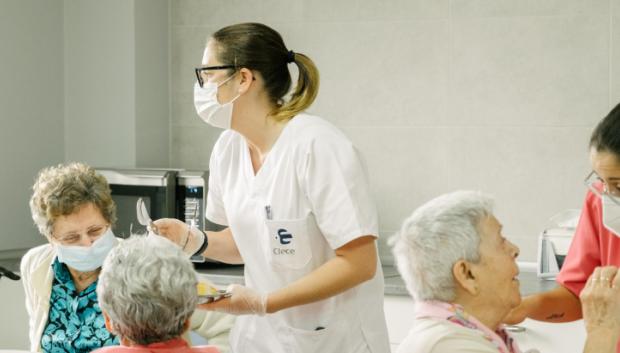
[96,168,210,238]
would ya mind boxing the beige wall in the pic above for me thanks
[175,1,619,262]
[64,0,170,169]
[0,0,64,252]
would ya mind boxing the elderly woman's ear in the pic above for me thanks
[453,260,480,296]
[103,312,115,336]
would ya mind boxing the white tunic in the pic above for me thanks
[206,114,389,353]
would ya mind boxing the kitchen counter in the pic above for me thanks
[1,257,557,297]
[194,263,558,297]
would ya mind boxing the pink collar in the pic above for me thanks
[415,301,521,353]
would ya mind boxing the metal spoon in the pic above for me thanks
[136,197,159,235]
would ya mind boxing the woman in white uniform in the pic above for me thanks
[154,22,389,353]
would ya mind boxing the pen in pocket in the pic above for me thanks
[265,205,273,220]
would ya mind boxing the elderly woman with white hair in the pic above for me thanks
[93,235,220,353]
[390,190,522,353]
[391,190,620,353]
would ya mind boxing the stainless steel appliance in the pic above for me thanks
[96,168,209,238]
[536,210,579,279]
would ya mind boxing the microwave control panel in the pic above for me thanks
[183,186,204,229]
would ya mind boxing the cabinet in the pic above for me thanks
[384,295,587,353]
[511,319,585,353]
[0,278,29,350]
[383,295,416,352]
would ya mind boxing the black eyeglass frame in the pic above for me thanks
[195,65,236,88]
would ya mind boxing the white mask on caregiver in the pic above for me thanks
[194,74,240,130]
[603,195,620,236]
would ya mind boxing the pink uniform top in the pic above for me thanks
[556,188,620,352]
[93,338,220,353]
[557,189,620,293]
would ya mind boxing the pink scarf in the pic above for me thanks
[415,301,521,353]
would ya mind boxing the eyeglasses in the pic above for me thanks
[195,65,236,88]
[53,224,110,245]
[584,171,620,206]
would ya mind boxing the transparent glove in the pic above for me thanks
[152,218,203,257]
[199,284,268,316]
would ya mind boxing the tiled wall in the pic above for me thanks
[170,0,620,263]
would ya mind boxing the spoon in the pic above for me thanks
[136,197,159,235]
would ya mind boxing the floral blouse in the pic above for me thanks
[40,258,119,353]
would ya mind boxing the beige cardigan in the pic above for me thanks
[20,244,235,353]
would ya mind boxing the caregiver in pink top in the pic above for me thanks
[506,102,620,351]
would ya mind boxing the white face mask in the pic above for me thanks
[55,228,119,272]
[194,75,239,129]
[602,195,620,236]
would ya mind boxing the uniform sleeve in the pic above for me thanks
[205,139,229,226]
[302,135,378,249]
[188,309,235,353]
[556,192,602,296]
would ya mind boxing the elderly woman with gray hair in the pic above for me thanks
[391,190,620,353]
[93,236,219,353]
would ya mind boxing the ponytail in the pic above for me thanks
[272,53,320,122]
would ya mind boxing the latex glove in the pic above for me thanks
[199,284,268,316]
[152,218,203,256]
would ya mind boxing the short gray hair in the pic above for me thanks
[97,236,198,344]
[390,190,493,302]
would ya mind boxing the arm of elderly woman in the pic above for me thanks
[581,266,620,353]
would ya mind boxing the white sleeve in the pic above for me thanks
[205,140,229,226]
[20,251,36,349]
[302,135,378,249]
[188,309,236,353]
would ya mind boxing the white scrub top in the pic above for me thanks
[206,114,390,353]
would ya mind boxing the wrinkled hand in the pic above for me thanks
[152,218,203,256]
[581,266,620,333]
[198,284,268,316]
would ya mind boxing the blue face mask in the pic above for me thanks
[56,228,119,272]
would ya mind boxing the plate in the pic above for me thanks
[197,289,232,304]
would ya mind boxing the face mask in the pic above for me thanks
[602,195,620,237]
[55,228,119,272]
[194,74,239,129]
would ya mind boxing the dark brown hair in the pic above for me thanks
[590,102,620,158]
[211,23,319,121]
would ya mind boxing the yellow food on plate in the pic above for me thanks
[197,281,218,296]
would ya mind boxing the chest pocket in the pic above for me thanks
[265,217,312,270]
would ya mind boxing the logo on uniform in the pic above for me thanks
[277,228,293,245]
[273,228,295,255]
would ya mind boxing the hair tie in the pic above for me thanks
[286,50,295,63]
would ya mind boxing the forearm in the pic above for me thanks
[525,286,583,322]
[266,236,377,313]
[198,228,243,264]
[584,328,619,353]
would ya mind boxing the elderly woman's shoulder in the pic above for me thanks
[396,318,500,353]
